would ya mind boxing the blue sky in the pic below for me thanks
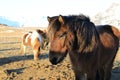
[0,0,120,27]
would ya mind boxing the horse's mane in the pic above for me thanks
[36,29,47,39]
[65,15,99,53]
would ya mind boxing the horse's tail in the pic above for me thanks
[20,33,28,54]
[111,26,120,40]
[20,43,26,54]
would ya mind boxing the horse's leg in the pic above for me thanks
[104,63,113,80]
[20,43,26,54]
[33,46,40,60]
[75,74,86,80]
[98,67,104,80]
[31,34,41,60]
[74,70,87,80]
[87,69,97,80]
[33,49,39,60]
[104,53,117,80]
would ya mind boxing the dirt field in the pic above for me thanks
[0,26,120,80]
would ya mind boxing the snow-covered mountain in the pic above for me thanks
[92,3,120,29]
[0,16,48,27]
[0,16,20,27]
[1,3,120,28]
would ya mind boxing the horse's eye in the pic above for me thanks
[59,32,67,39]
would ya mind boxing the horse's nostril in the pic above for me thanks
[50,57,58,65]
[53,57,57,61]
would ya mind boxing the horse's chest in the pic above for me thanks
[69,52,97,73]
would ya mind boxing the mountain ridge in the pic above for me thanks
[0,16,19,27]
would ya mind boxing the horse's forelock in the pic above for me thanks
[48,17,61,40]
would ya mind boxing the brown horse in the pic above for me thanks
[47,15,120,80]
[20,29,48,60]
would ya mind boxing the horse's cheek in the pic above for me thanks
[50,40,60,51]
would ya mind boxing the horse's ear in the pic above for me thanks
[47,16,51,22]
[59,15,64,25]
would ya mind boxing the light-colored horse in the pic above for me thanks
[20,29,48,60]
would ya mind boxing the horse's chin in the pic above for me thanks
[49,55,65,65]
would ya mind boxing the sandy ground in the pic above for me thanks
[0,26,120,80]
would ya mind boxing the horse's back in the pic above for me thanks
[96,25,120,46]
[97,25,120,37]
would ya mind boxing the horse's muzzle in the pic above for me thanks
[49,57,58,65]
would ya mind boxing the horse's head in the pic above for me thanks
[47,15,69,65]
[47,15,99,65]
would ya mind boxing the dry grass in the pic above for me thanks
[0,26,74,80]
[0,26,120,80]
